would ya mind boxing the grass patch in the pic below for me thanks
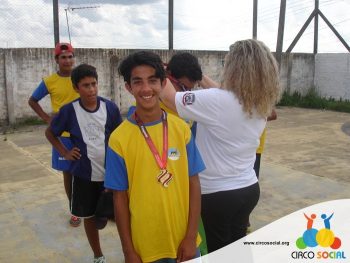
[278,88,350,113]
[1,117,46,135]
[16,117,46,126]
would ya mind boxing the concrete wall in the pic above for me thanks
[315,53,350,100]
[0,48,226,125]
[0,48,348,125]
[0,49,7,123]
[280,53,315,95]
[3,48,57,125]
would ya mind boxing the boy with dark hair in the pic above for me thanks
[45,64,122,263]
[105,51,205,263]
[166,52,202,92]
[166,52,219,91]
[28,42,81,227]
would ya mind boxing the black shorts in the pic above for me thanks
[70,176,105,218]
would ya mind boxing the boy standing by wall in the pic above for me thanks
[45,64,122,263]
[105,51,205,262]
[28,43,81,226]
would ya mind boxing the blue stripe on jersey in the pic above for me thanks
[31,81,49,101]
[104,146,128,190]
[127,105,136,117]
[186,134,206,176]
[50,101,75,137]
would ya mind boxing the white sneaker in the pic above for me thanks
[93,255,106,263]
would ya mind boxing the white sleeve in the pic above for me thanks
[175,88,219,125]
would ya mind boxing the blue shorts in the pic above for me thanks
[52,136,73,172]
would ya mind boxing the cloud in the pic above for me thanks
[59,3,169,49]
[1,0,349,52]
[44,0,160,5]
[49,0,165,24]
[0,0,53,47]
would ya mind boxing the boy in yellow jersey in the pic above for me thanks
[166,53,212,255]
[254,109,277,179]
[126,53,209,255]
[28,43,81,227]
[105,51,205,263]
[247,109,277,230]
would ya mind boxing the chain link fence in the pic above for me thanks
[0,1,53,48]
[0,0,169,49]
[0,0,349,51]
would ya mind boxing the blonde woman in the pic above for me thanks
[160,39,281,253]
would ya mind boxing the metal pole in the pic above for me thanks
[169,0,173,50]
[314,0,319,54]
[276,0,286,67]
[286,10,316,53]
[53,0,59,46]
[253,0,258,39]
[318,10,350,52]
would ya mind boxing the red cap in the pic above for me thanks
[54,42,74,56]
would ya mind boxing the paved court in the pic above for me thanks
[0,106,349,262]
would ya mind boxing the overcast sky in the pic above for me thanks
[1,0,349,52]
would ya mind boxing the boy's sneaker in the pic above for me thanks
[93,255,106,263]
[69,215,81,227]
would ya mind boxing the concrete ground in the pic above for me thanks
[0,106,349,262]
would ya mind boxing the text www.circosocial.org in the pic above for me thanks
[243,241,290,246]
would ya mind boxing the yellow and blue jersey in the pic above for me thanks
[32,73,79,114]
[256,128,266,154]
[104,112,205,262]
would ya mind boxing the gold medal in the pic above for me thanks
[135,111,171,188]
[157,169,173,187]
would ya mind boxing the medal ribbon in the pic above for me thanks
[167,74,189,91]
[134,110,168,169]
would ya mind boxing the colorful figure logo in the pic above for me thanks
[296,212,342,250]
[168,147,180,161]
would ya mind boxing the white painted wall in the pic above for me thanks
[0,50,7,122]
[0,48,226,125]
[283,53,315,95]
[1,48,348,125]
[315,53,350,100]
